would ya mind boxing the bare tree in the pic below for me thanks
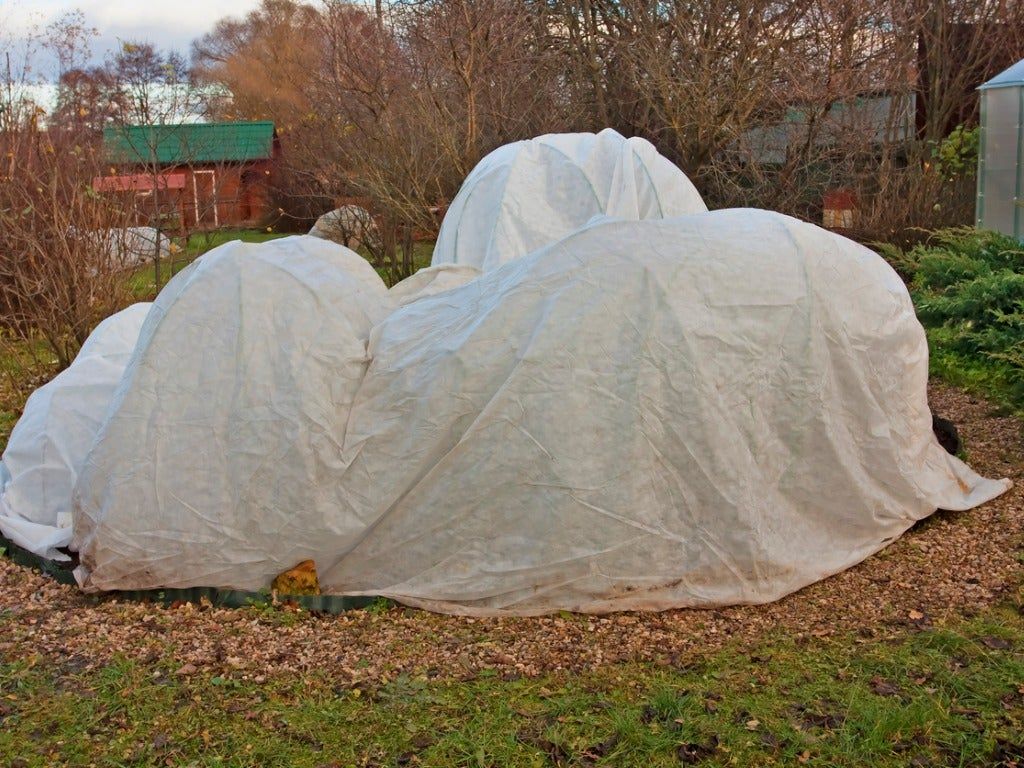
[192,0,322,127]
[192,0,1024,250]
[908,0,1024,143]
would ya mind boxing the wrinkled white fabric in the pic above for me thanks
[0,303,151,559]
[67,212,1009,613]
[432,129,707,272]
[72,235,394,590]
[389,264,482,306]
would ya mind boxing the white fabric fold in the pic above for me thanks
[0,303,151,560]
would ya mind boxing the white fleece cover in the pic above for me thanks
[63,212,1009,614]
[0,303,151,560]
[389,264,482,306]
[72,235,395,590]
[432,129,707,272]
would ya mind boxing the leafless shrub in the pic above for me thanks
[194,0,572,282]
[0,15,138,372]
[852,154,977,248]
[0,125,138,368]
[193,0,1024,250]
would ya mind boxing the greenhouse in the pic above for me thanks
[977,58,1024,241]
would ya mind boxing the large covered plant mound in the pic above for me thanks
[0,133,1011,616]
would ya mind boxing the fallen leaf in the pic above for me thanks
[272,560,320,596]
[676,736,718,764]
[980,636,1012,650]
[580,735,617,760]
[410,734,433,750]
[759,731,781,748]
[951,706,979,717]
[870,677,900,697]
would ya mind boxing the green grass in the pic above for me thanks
[182,228,290,258]
[369,241,435,284]
[0,336,61,453]
[125,228,288,299]
[926,333,1022,415]
[124,230,436,300]
[1,604,1022,767]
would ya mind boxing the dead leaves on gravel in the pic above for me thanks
[0,381,1022,686]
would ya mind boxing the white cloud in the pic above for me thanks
[1,0,264,73]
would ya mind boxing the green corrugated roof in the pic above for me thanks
[103,121,276,165]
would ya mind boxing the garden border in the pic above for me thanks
[0,533,379,614]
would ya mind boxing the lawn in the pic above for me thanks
[123,228,435,300]
[1,607,1022,767]
[124,228,288,299]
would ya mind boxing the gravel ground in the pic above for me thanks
[1,381,1021,685]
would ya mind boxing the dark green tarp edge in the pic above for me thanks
[0,533,380,614]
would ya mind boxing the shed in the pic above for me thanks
[977,59,1024,241]
[94,122,280,231]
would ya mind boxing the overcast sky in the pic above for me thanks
[1,0,264,76]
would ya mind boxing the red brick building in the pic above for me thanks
[94,121,280,231]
